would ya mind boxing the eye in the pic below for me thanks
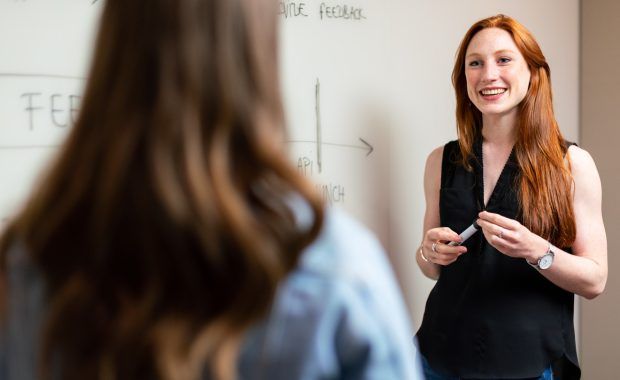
[467,60,481,67]
[498,57,512,64]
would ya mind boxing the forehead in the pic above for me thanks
[466,27,521,56]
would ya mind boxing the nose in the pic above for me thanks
[481,62,499,83]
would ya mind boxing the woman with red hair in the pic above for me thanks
[415,15,606,379]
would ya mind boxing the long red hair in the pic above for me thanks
[452,14,575,248]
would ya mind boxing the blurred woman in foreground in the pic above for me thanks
[0,0,421,379]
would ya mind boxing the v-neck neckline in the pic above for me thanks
[473,137,516,211]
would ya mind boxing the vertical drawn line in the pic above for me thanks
[315,78,322,173]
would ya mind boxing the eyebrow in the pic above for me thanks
[466,49,518,59]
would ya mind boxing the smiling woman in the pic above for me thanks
[464,28,531,117]
[415,14,606,380]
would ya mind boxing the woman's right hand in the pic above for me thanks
[421,227,468,266]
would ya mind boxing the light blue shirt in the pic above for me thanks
[0,207,423,379]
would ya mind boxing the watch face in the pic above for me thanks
[539,253,553,270]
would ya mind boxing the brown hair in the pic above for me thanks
[452,14,575,247]
[0,0,323,378]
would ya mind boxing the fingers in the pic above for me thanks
[476,219,514,242]
[476,213,524,257]
[426,226,461,243]
[428,241,467,265]
[423,227,467,266]
[478,211,519,230]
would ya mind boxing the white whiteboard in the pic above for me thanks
[0,0,579,329]
[0,0,100,227]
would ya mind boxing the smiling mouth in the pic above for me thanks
[480,88,507,96]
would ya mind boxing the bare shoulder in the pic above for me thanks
[424,145,445,188]
[425,145,444,175]
[567,145,602,211]
[568,145,600,183]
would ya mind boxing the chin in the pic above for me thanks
[476,104,512,116]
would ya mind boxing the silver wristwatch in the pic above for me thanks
[527,243,554,270]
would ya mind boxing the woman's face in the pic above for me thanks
[464,27,531,118]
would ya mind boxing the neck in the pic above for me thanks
[481,110,518,146]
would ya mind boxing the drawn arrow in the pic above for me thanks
[287,138,374,156]
[358,137,373,156]
[287,78,375,172]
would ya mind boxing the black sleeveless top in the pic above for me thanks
[416,140,580,379]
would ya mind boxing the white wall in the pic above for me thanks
[0,0,102,228]
[0,0,579,333]
[581,0,620,376]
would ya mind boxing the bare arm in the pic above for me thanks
[416,146,467,280]
[477,145,607,299]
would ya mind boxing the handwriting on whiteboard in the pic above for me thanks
[280,1,366,20]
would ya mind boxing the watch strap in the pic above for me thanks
[526,242,553,270]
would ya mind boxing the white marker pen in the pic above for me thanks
[447,221,480,246]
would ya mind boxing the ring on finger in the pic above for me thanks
[497,229,504,239]
[431,242,438,253]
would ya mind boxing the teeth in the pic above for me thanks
[481,88,507,95]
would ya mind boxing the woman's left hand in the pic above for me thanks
[476,211,548,262]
